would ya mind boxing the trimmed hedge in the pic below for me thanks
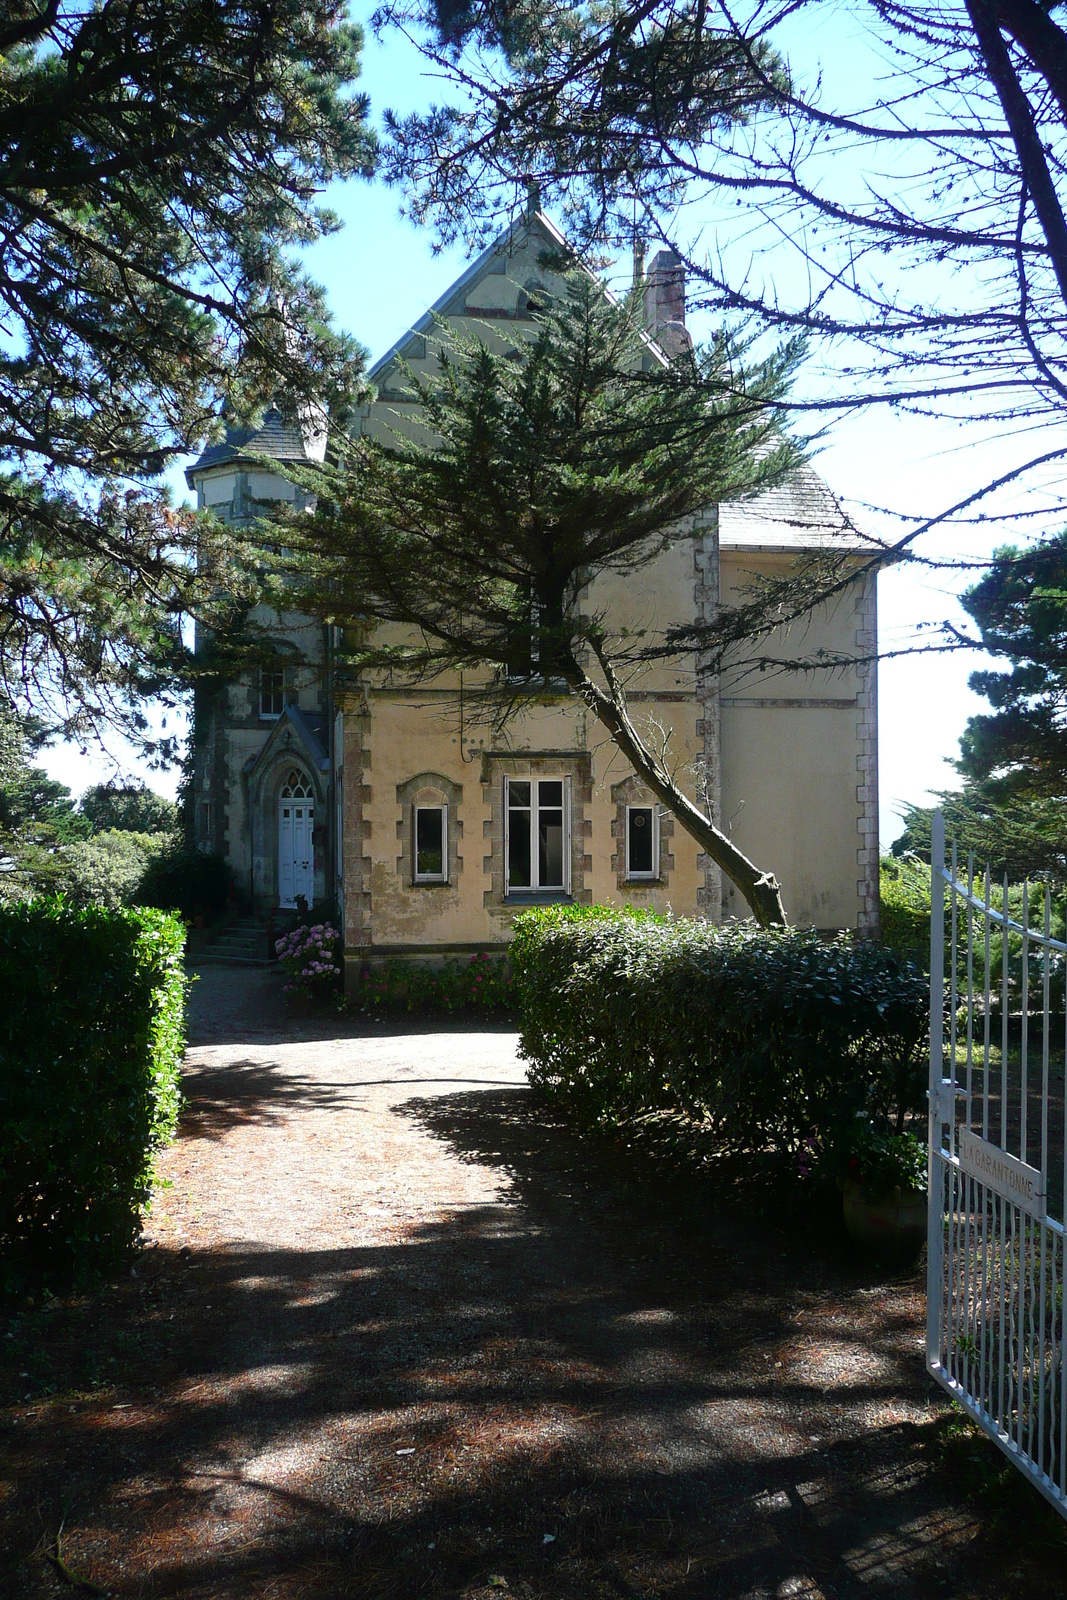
[0,899,186,1283]
[512,907,927,1173]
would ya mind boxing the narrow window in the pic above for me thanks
[506,780,532,889]
[259,667,285,719]
[506,777,569,893]
[414,804,448,883]
[626,804,657,879]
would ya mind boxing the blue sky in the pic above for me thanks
[40,2,1054,849]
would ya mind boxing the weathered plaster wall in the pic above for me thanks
[717,554,877,931]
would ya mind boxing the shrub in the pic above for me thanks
[56,829,173,909]
[0,899,186,1283]
[512,907,927,1179]
[880,854,933,970]
[349,952,515,1013]
[276,921,343,1001]
[136,845,233,922]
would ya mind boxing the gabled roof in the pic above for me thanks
[244,704,330,789]
[368,209,574,386]
[369,206,673,387]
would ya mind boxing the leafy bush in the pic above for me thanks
[0,899,186,1283]
[136,845,233,922]
[349,952,515,1013]
[881,852,1066,1013]
[837,1124,928,1195]
[512,906,927,1178]
[276,921,343,1001]
[880,855,932,969]
[56,829,172,909]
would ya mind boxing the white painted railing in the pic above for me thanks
[927,810,1067,1517]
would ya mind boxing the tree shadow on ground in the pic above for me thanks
[2,1090,1064,1599]
[179,1060,367,1139]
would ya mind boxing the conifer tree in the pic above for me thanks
[286,270,839,925]
[1,0,376,745]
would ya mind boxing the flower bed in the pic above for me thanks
[275,922,343,1002]
[348,953,514,1014]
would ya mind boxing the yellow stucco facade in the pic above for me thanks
[186,207,880,974]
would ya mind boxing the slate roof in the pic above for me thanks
[720,465,877,554]
[243,704,330,783]
[185,406,322,488]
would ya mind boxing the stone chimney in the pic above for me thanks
[643,247,692,357]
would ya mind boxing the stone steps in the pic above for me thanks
[195,917,273,967]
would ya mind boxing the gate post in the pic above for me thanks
[926,810,946,1371]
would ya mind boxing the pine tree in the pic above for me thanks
[1,0,376,745]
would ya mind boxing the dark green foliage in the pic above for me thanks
[137,847,233,923]
[375,0,786,246]
[59,831,174,911]
[2,0,375,741]
[349,953,516,1013]
[79,785,178,837]
[0,900,185,1282]
[958,531,1067,805]
[837,1125,927,1194]
[512,907,927,1173]
[0,701,89,901]
[892,786,1067,884]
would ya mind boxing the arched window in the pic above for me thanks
[280,769,313,801]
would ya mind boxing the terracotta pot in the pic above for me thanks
[841,1178,926,1259]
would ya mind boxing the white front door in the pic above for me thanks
[278,770,315,907]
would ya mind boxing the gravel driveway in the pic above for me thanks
[2,966,1064,1598]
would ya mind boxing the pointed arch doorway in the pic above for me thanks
[278,769,314,907]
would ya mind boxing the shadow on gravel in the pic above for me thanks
[179,1060,366,1139]
[2,1087,1064,1598]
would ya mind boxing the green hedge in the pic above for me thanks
[0,899,186,1283]
[512,907,927,1173]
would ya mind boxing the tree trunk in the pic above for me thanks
[567,652,788,928]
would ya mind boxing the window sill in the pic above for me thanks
[412,879,450,888]
[625,877,663,886]
[504,890,572,905]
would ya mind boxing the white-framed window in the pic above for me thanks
[414,804,448,884]
[259,667,285,720]
[505,776,571,894]
[625,804,659,880]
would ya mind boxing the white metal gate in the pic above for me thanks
[927,810,1067,1516]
